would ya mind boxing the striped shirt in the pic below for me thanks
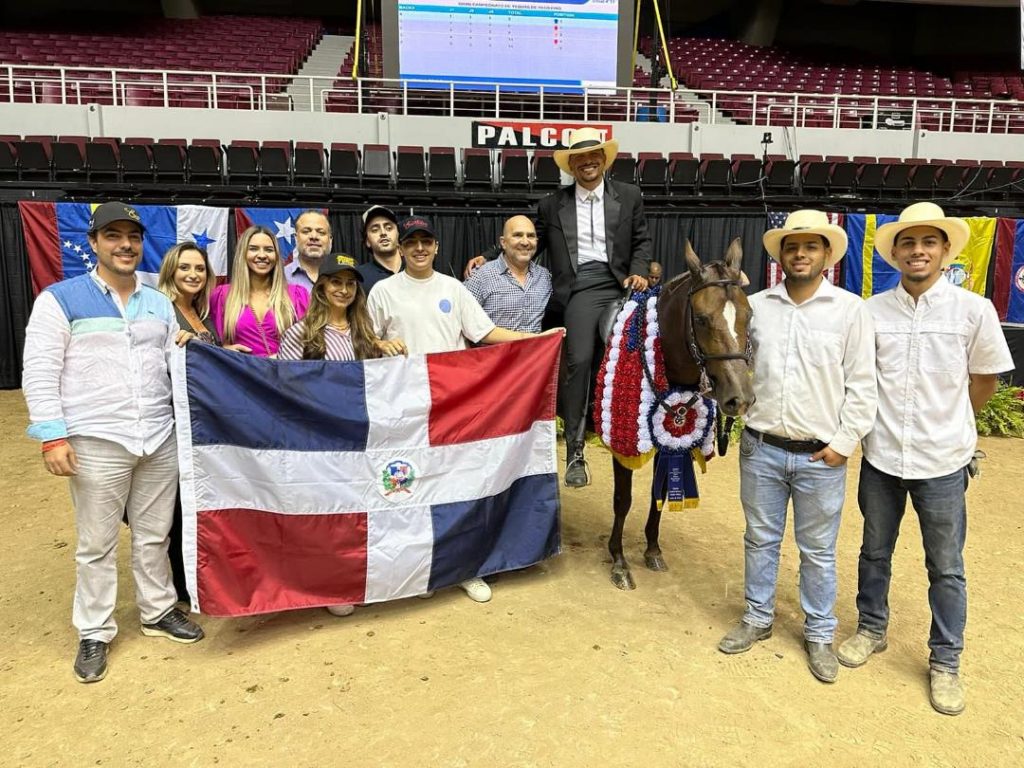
[278,320,356,361]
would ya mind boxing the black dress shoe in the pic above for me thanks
[564,453,589,487]
[141,607,205,644]
[74,639,108,683]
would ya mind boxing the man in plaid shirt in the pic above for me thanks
[465,215,552,333]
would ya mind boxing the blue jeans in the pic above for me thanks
[855,460,968,673]
[739,430,847,643]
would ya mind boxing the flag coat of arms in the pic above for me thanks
[19,201,228,294]
[173,335,563,617]
[994,218,1024,322]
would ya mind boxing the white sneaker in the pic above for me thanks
[459,577,492,603]
[326,604,355,617]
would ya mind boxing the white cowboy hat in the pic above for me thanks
[762,209,848,269]
[553,127,619,175]
[872,202,970,268]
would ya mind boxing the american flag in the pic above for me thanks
[765,211,844,288]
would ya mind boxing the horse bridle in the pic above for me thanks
[640,273,752,453]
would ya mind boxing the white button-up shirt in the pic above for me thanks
[22,270,179,456]
[862,278,1014,479]
[575,181,607,266]
[745,278,878,457]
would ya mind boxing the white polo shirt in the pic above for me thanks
[745,278,878,457]
[862,278,1014,479]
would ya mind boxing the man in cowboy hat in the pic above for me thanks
[836,202,1013,715]
[718,209,877,685]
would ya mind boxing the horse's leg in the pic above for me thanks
[643,454,669,571]
[610,458,637,590]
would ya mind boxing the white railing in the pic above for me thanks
[3,63,1024,134]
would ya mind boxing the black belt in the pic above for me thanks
[745,427,827,454]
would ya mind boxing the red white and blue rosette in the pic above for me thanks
[648,389,717,457]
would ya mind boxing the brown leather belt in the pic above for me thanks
[745,427,827,454]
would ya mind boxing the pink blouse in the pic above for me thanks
[210,283,310,357]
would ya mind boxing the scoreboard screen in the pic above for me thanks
[383,1,633,90]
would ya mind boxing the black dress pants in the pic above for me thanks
[561,262,622,453]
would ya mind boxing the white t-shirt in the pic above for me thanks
[367,270,496,354]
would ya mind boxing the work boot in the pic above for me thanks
[837,630,888,668]
[805,640,839,683]
[74,639,108,683]
[929,670,965,716]
[717,621,772,654]
[564,446,589,488]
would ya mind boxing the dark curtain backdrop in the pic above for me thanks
[0,200,772,389]
[0,203,31,389]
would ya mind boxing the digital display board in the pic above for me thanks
[386,1,630,89]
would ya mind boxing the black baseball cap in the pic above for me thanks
[398,215,437,242]
[88,202,145,234]
[319,253,364,281]
[361,205,398,232]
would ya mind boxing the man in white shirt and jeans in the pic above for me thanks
[837,203,1014,716]
[367,215,551,603]
[718,210,877,684]
[22,202,204,684]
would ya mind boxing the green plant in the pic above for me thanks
[976,382,1024,437]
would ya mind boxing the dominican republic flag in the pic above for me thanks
[235,207,324,264]
[18,201,229,295]
[765,211,843,289]
[173,334,563,617]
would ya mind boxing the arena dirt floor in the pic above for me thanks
[1,389,1022,768]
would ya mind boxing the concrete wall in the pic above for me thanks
[1,102,1022,163]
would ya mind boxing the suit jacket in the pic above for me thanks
[535,177,652,312]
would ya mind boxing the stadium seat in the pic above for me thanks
[828,156,859,193]
[799,155,830,194]
[532,151,561,190]
[700,154,731,192]
[293,141,325,186]
[765,155,796,193]
[362,143,392,188]
[855,156,886,195]
[462,148,493,190]
[227,140,260,185]
[120,139,154,183]
[152,139,187,184]
[933,161,970,195]
[86,137,120,183]
[609,152,637,185]
[0,139,18,181]
[500,149,530,190]
[328,142,360,187]
[730,154,762,192]
[51,138,87,181]
[637,152,667,193]
[188,139,224,184]
[261,141,292,185]
[427,146,457,189]
[880,158,912,195]
[668,152,699,194]
[396,145,426,189]
[907,159,947,197]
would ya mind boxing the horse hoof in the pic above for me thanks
[644,554,669,572]
[611,568,636,591]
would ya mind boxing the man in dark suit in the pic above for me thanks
[541,128,652,486]
[464,128,651,487]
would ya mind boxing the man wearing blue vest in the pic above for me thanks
[22,202,204,684]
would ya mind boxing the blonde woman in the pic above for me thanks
[157,242,220,345]
[210,226,310,357]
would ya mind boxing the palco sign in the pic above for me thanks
[471,120,614,149]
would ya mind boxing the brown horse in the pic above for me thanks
[608,239,756,590]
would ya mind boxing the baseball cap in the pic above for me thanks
[88,202,145,234]
[361,204,398,232]
[319,253,363,281]
[398,215,437,242]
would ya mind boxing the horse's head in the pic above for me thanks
[677,238,755,417]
